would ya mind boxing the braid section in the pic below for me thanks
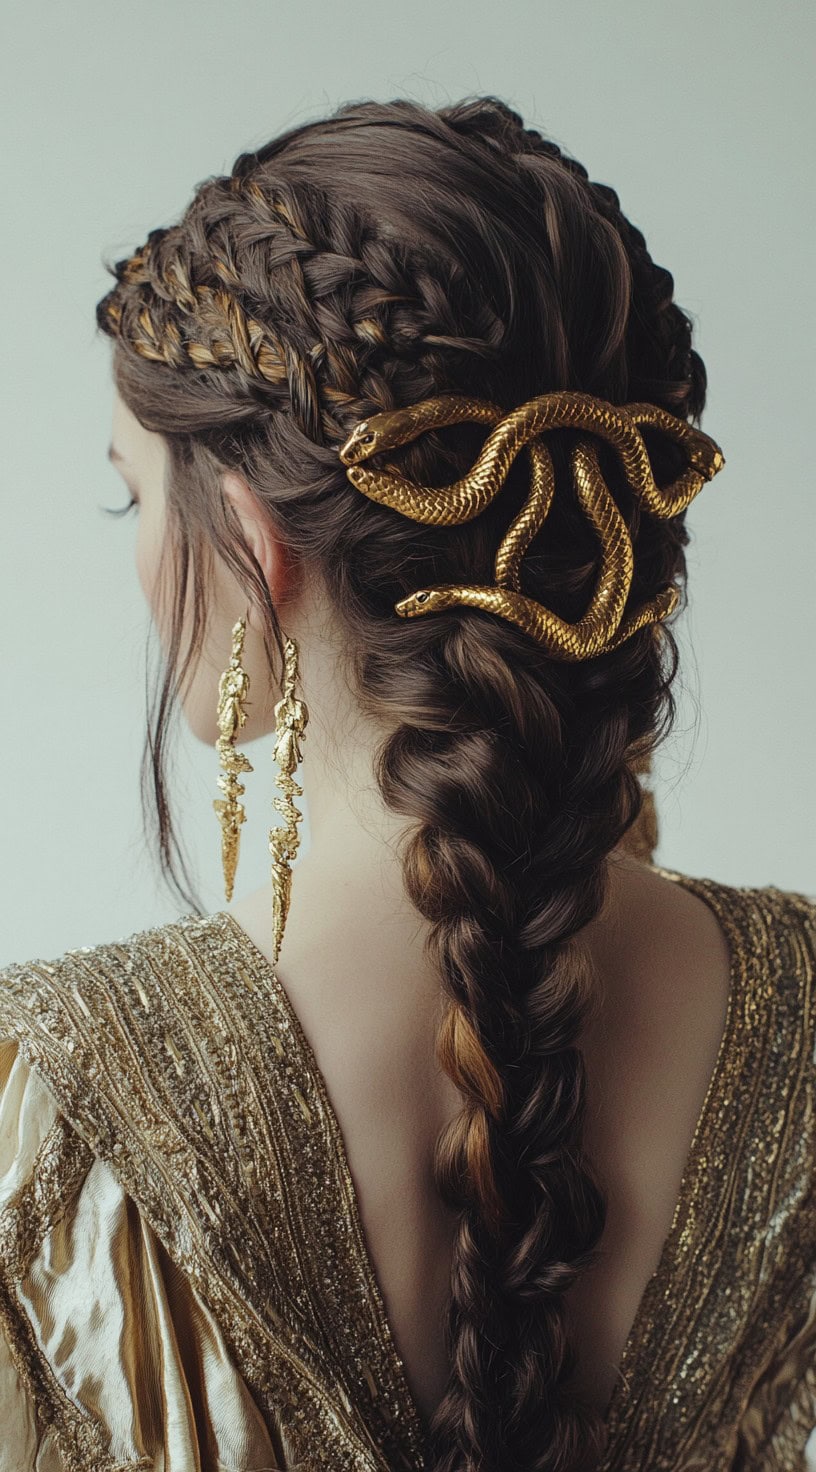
[373,616,650,1469]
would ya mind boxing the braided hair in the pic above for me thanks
[96,96,706,1472]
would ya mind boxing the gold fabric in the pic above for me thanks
[0,867,814,1471]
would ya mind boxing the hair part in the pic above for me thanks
[97,94,704,1471]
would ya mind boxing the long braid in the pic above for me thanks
[97,96,705,1470]
[378,627,641,1470]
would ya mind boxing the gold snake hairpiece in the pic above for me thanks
[338,390,725,660]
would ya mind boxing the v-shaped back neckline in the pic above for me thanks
[215,863,752,1465]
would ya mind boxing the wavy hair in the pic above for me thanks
[96,95,706,1472]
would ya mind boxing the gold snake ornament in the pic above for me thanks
[339,390,724,660]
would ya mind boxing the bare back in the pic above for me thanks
[226,855,733,1426]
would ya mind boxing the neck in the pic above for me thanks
[228,695,642,999]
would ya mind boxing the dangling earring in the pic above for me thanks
[268,635,309,971]
[213,615,255,902]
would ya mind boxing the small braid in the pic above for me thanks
[97,96,703,1471]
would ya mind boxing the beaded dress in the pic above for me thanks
[0,867,815,1470]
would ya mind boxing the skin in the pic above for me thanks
[110,388,413,851]
[109,385,734,1423]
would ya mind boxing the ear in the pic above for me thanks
[220,470,296,606]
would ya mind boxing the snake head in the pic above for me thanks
[340,394,506,466]
[625,403,726,485]
[339,410,418,465]
[339,420,381,465]
[394,587,458,619]
[339,404,449,465]
[688,437,726,480]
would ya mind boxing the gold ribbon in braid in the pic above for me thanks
[339,391,725,659]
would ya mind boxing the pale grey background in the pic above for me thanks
[1,0,814,964]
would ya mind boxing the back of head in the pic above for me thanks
[97,95,710,1471]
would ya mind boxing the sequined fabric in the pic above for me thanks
[0,868,814,1471]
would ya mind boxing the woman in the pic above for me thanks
[0,95,813,1472]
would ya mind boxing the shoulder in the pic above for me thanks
[0,1033,92,1219]
[0,910,226,1054]
[657,867,816,1071]
[0,908,220,993]
[0,909,299,1220]
[0,919,206,1187]
[739,877,816,1018]
[650,864,816,1049]
[0,911,245,1172]
[714,873,816,964]
[653,863,816,950]
[0,1017,283,1471]
[724,871,816,1001]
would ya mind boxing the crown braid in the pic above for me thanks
[97,96,701,1470]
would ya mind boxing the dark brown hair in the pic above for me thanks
[96,95,706,1472]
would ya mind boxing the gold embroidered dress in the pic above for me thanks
[0,867,815,1471]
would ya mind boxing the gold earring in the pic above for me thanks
[268,635,309,971]
[213,615,255,902]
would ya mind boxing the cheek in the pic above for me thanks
[135,500,166,614]
[182,667,222,746]
[133,507,219,745]
[134,531,151,605]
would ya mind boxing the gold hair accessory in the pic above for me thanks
[339,390,725,659]
[268,637,309,971]
[213,616,255,902]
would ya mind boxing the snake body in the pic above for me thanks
[339,390,724,659]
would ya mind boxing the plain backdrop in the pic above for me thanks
[1,0,814,965]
